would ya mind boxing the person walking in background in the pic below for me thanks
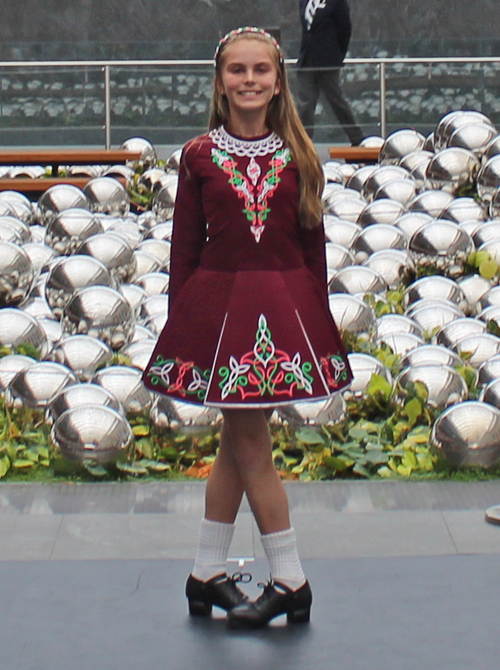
[142,26,351,628]
[296,0,364,145]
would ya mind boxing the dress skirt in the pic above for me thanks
[142,265,352,408]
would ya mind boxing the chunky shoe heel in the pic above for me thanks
[185,572,251,616]
[228,579,313,629]
[188,599,213,616]
[287,606,311,624]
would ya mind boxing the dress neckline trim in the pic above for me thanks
[209,126,284,157]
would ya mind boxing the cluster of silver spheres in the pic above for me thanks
[325,110,500,468]
[2,112,500,470]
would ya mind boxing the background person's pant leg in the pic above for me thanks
[296,69,321,139]
[319,68,364,145]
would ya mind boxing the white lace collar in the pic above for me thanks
[209,126,284,157]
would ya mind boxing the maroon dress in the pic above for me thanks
[142,126,352,407]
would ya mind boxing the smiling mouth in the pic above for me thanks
[239,91,262,96]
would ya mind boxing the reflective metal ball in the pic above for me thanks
[48,334,114,381]
[62,286,135,350]
[94,365,151,415]
[77,232,136,284]
[426,148,480,194]
[328,294,375,333]
[6,361,77,408]
[46,382,124,425]
[396,365,468,408]
[431,401,500,467]
[37,185,89,225]
[83,177,130,217]
[0,241,34,306]
[51,405,134,463]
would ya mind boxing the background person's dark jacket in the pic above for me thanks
[297,0,352,68]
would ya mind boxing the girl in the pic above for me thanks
[142,26,351,629]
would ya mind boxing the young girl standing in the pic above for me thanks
[143,26,351,629]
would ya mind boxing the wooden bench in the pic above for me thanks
[328,146,380,163]
[0,149,142,177]
[0,176,126,193]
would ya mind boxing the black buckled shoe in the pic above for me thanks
[185,572,251,616]
[227,579,312,629]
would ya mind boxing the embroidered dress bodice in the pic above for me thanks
[142,128,352,407]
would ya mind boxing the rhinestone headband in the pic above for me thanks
[214,26,284,65]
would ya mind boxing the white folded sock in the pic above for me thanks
[260,527,306,590]
[191,518,235,582]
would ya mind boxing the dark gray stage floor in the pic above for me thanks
[2,555,500,670]
[2,481,500,669]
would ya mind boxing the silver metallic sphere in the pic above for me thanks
[344,352,392,396]
[0,354,37,393]
[400,344,462,370]
[477,156,500,205]
[355,223,408,261]
[62,286,135,350]
[165,148,183,173]
[376,332,424,356]
[153,181,179,222]
[362,166,410,202]
[83,177,130,217]
[328,293,375,333]
[46,382,124,425]
[406,299,464,334]
[0,215,31,243]
[48,334,114,381]
[478,355,500,386]
[409,220,473,276]
[106,220,144,249]
[133,249,161,277]
[0,191,34,224]
[396,365,468,408]
[362,249,415,288]
[471,219,500,247]
[477,238,500,264]
[277,395,346,426]
[120,137,157,169]
[480,285,500,311]
[37,185,89,225]
[395,212,433,240]
[143,311,168,336]
[448,123,498,156]
[37,317,63,346]
[129,323,158,344]
[94,365,151,415]
[399,150,434,173]
[373,180,417,207]
[360,136,384,148]
[45,255,115,318]
[21,296,54,321]
[324,195,366,222]
[436,318,487,349]
[51,405,134,463]
[136,239,171,267]
[102,164,135,185]
[328,265,387,295]
[345,165,378,192]
[426,148,480,194]
[435,110,496,151]
[322,162,345,185]
[375,314,424,340]
[146,221,173,242]
[324,218,361,248]
[45,208,104,255]
[357,199,406,226]
[441,197,487,224]
[149,395,219,434]
[431,401,500,468]
[325,243,355,278]
[119,283,147,315]
[119,339,157,371]
[479,378,500,411]
[77,232,136,283]
[139,294,170,322]
[451,333,500,367]
[458,274,492,314]
[408,190,455,218]
[379,129,426,165]
[489,188,500,219]
[405,276,467,309]
[138,168,170,192]
[0,241,34,306]
[6,361,77,409]
[22,242,56,276]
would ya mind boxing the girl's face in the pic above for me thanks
[218,38,281,120]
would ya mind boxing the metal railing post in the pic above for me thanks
[104,65,111,149]
[379,62,387,138]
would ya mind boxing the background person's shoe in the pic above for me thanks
[185,572,251,616]
[227,579,312,629]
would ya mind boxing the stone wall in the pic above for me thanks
[0,0,499,59]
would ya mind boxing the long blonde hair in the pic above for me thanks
[209,29,324,229]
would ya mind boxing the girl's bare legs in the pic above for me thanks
[218,408,290,534]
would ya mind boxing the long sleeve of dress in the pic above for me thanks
[168,144,207,308]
